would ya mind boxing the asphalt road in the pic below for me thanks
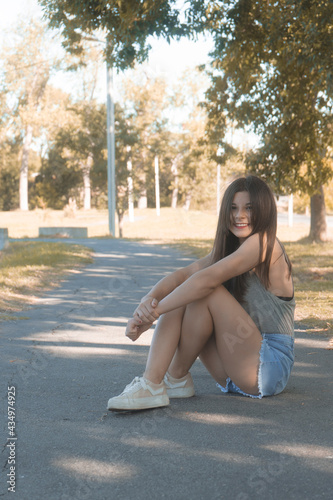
[1,239,332,499]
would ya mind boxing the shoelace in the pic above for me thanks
[121,376,146,395]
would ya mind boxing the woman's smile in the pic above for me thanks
[230,191,253,241]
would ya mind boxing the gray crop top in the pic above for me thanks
[241,272,295,337]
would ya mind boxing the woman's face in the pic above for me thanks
[229,191,253,242]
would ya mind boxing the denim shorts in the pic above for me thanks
[217,333,295,399]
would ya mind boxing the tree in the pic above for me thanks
[120,71,173,208]
[0,139,20,211]
[117,66,220,212]
[112,103,142,236]
[0,75,18,210]
[168,67,218,210]
[1,20,60,210]
[39,0,201,235]
[35,98,143,232]
[201,0,333,241]
[39,0,192,69]
[36,100,107,208]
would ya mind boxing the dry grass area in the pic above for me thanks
[122,208,318,242]
[0,207,332,334]
[1,206,323,241]
[284,240,333,335]
[0,208,110,238]
[0,241,93,319]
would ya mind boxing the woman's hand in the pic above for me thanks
[125,317,153,342]
[133,295,159,324]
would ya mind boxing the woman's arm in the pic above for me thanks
[155,234,263,316]
[133,252,212,323]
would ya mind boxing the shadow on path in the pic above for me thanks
[1,239,332,500]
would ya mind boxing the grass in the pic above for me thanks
[284,240,333,334]
[0,207,332,335]
[123,208,322,243]
[0,208,110,238]
[1,206,323,241]
[0,241,93,319]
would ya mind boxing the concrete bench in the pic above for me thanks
[38,227,88,238]
[0,228,9,250]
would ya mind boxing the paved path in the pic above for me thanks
[1,239,332,499]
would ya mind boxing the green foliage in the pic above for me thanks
[293,178,333,215]
[117,68,219,210]
[1,19,59,137]
[113,100,146,213]
[30,66,222,213]
[119,72,175,207]
[0,140,20,211]
[39,0,192,69]
[35,100,107,208]
[34,98,143,211]
[173,123,216,209]
[36,1,220,212]
[34,153,83,209]
[166,68,219,209]
[203,0,333,195]
[324,179,333,214]
[0,10,231,215]
[0,19,63,210]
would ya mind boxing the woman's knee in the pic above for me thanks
[159,306,185,324]
[184,294,212,313]
[206,285,230,305]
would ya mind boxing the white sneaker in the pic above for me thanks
[107,376,169,411]
[164,372,195,398]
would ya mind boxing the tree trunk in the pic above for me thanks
[183,192,192,211]
[171,157,179,209]
[83,153,93,210]
[309,186,327,242]
[20,124,33,211]
[118,209,124,238]
[127,155,134,222]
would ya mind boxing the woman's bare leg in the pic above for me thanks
[168,286,262,395]
[144,299,217,385]
[143,307,185,384]
[167,300,215,378]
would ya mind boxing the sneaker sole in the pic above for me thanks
[107,395,169,411]
[166,387,195,399]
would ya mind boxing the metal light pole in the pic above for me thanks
[83,34,116,236]
[106,63,116,236]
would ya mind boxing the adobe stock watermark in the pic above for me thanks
[58,406,174,500]
[235,454,291,499]
[6,385,17,493]
[15,272,134,385]
[222,290,280,354]
[223,315,257,354]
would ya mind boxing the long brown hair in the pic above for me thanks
[211,175,290,301]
